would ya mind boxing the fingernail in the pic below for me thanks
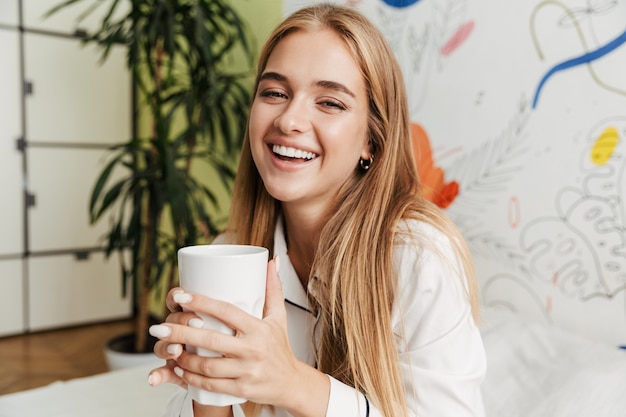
[167,343,182,355]
[188,317,204,329]
[174,366,184,378]
[173,291,192,304]
[149,324,171,338]
[148,373,158,386]
[274,255,280,273]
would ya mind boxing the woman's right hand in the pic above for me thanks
[147,287,200,389]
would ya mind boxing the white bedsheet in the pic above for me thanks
[1,309,625,416]
[480,308,626,417]
[0,363,178,417]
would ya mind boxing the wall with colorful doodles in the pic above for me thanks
[284,0,626,347]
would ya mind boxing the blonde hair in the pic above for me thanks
[227,4,479,416]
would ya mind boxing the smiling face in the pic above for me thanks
[249,28,370,217]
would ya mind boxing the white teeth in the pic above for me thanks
[272,144,317,160]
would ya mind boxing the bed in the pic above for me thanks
[2,308,626,416]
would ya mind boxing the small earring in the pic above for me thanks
[360,154,374,170]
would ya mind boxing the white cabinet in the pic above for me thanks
[28,147,117,252]
[23,33,131,144]
[0,30,24,257]
[0,261,24,336]
[0,0,132,337]
[28,253,130,331]
[0,1,18,27]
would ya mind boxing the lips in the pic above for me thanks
[272,144,318,161]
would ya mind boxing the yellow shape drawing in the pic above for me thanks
[590,126,619,166]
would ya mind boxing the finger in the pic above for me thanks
[173,365,241,399]
[263,256,285,319]
[153,339,184,360]
[149,323,243,357]
[177,354,241,380]
[148,361,187,389]
[164,311,204,327]
[172,291,260,334]
[166,287,185,313]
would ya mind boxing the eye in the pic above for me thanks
[259,89,287,100]
[318,98,347,111]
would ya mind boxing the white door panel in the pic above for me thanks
[0,0,18,27]
[28,252,131,331]
[0,31,24,256]
[28,146,124,252]
[0,260,25,336]
[23,33,130,144]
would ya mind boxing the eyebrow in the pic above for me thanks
[259,71,356,98]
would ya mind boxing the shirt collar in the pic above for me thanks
[274,218,314,313]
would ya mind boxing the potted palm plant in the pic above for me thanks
[47,0,254,358]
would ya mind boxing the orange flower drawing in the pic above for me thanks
[411,123,459,209]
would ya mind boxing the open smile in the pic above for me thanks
[271,144,319,161]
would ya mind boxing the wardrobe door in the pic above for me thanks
[19,4,133,330]
[28,253,131,331]
[0,1,18,27]
[27,147,123,252]
[0,261,24,337]
[0,30,24,257]
[0,6,27,336]
[23,33,131,145]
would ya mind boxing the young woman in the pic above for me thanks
[147,4,486,417]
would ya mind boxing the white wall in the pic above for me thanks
[285,0,626,346]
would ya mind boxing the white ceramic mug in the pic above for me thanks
[177,244,269,406]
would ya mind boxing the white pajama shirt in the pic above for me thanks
[162,218,486,417]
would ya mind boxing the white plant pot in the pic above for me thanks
[105,332,164,371]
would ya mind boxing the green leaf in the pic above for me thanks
[89,151,125,220]
[92,177,128,224]
[45,0,85,18]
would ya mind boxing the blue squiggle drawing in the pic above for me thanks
[382,0,421,8]
[532,26,626,108]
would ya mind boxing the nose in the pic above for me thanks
[273,97,311,133]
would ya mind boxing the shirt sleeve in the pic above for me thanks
[393,223,486,417]
[326,376,376,417]
[325,222,486,417]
